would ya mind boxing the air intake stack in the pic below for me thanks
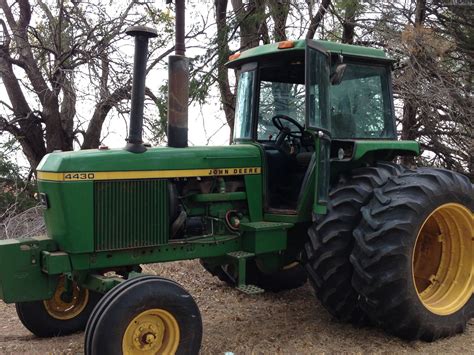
[125,26,157,153]
[167,0,189,148]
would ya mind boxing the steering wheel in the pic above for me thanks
[266,115,305,157]
[272,114,304,138]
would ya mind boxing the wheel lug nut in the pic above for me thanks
[145,333,155,343]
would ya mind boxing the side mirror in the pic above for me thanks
[330,63,347,85]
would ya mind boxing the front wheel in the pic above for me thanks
[16,276,101,337]
[351,168,473,341]
[85,275,202,355]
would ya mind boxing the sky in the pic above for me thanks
[0,0,426,171]
[0,0,231,171]
[70,1,232,149]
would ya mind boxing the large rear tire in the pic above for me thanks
[351,168,473,341]
[304,162,405,324]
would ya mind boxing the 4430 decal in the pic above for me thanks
[64,173,96,180]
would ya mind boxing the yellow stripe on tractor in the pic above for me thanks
[37,167,262,181]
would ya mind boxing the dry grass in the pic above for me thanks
[0,260,472,354]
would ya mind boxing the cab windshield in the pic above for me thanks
[257,61,305,141]
[232,59,395,141]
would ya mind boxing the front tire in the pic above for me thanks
[86,276,202,354]
[16,276,101,337]
[351,168,473,341]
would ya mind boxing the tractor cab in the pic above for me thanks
[227,40,397,213]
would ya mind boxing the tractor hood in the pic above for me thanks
[37,144,262,181]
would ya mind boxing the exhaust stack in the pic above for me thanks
[167,0,189,148]
[125,26,157,153]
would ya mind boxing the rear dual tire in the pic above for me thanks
[304,162,405,323]
[351,168,473,341]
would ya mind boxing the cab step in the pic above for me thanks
[236,284,264,295]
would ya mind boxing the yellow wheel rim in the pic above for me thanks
[122,308,180,355]
[412,203,473,316]
[43,276,89,320]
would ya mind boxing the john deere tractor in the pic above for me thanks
[0,23,472,354]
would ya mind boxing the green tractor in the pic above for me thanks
[0,23,472,354]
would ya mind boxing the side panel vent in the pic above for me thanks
[94,179,169,251]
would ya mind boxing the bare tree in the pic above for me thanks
[0,0,175,170]
[366,1,473,176]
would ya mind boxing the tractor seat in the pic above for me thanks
[263,145,295,181]
[296,151,313,166]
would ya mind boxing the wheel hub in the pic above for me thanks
[132,321,164,351]
[43,276,89,320]
[123,308,180,354]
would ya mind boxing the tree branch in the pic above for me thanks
[306,0,331,39]
[82,84,131,149]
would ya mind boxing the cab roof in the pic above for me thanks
[226,39,391,68]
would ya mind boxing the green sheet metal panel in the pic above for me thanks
[226,39,390,68]
[39,180,94,253]
[37,145,262,173]
[353,140,420,160]
[0,237,59,303]
[240,221,292,254]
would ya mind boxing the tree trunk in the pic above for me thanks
[0,37,46,168]
[82,86,130,149]
[401,0,426,166]
[268,0,290,42]
[342,1,357,44]
[231,0,265,50]
[43,93,71,152]
[215,0,236,142]
[306,0,331,39]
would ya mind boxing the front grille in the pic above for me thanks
[94,179,169,251]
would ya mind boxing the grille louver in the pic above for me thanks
[94,179,169,251]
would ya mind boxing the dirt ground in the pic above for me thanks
[0,260,472,354]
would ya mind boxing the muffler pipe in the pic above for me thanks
[167,0,189,148]
[167,56,189,148]
[125,26,157,153]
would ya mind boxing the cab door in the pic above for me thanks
[305,40,331,215]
